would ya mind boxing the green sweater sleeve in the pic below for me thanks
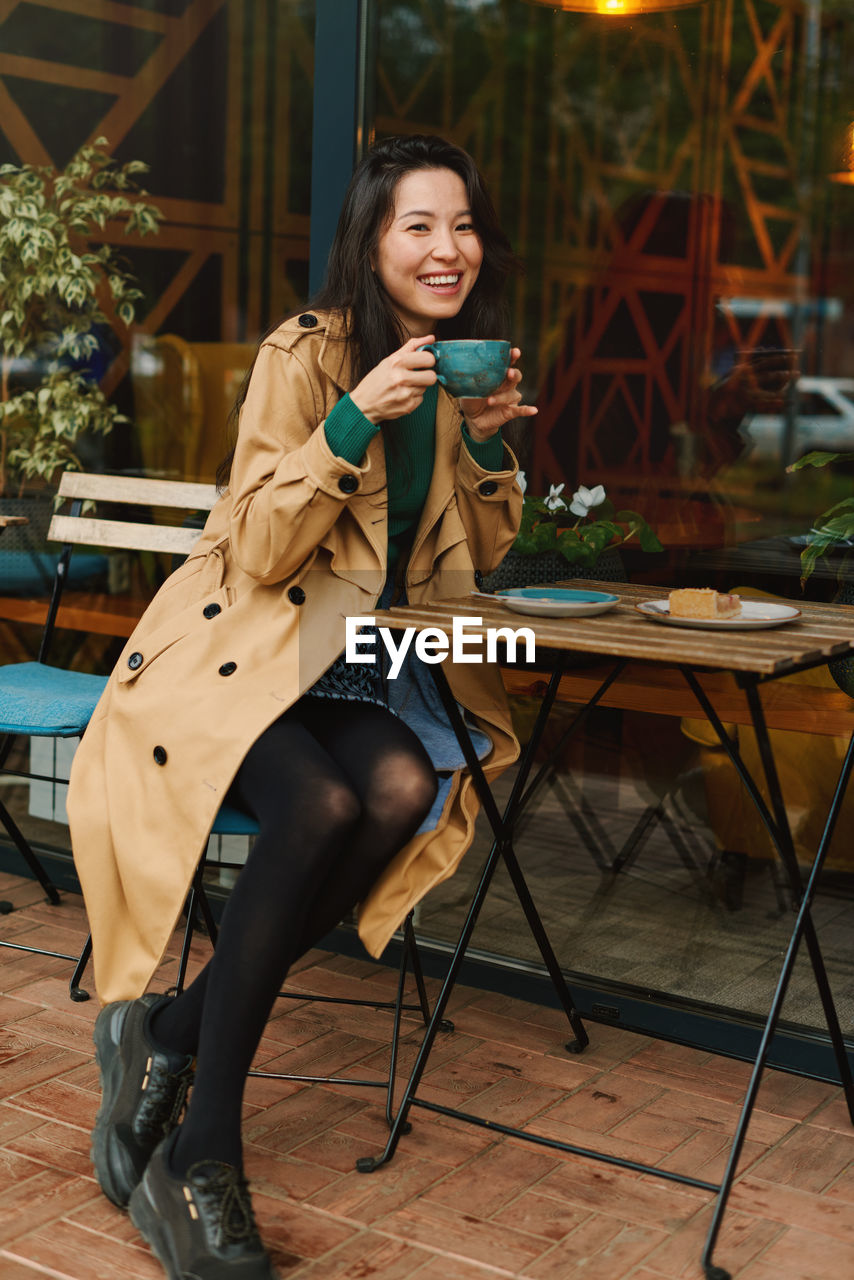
[323,393,379,465]
[461,423,506,472]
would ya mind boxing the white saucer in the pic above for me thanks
[473,588,620,618]
[635,599,801,630]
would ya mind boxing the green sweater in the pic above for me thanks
[324,385,505,575]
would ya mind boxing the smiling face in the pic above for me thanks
[374,167,484,338]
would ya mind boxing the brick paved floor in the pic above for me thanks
[1,869,852,1280]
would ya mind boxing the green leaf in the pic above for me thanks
[800,535,835,587]
[787,451,854,473]
[813,497,854,524]
[637,525,663,553]
[557,535,594,566]
[815,513,854,540]
[532,521,558,551]
[512,531,543,555]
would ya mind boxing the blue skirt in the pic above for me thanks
[306,581,491,835]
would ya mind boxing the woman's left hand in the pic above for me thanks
[460,349,538,441]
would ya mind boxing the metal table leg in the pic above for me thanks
[680,669,854,1279]
[356,653,852,1280]
[356,658,590,1172]
[700,727,854,1279]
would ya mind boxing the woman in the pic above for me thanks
[68,134,535,1279]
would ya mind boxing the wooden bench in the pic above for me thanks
[0,474,219,642]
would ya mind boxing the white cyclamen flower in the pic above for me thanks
[569,484,606,517]
[516,470,527,494]
[545,482,567,512]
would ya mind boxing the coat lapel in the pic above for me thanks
[313,315,463,576]
[408,387,460,569]
[317,312,388,570]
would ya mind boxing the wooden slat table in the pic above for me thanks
[496,583,854,737]
[387,580,854,675]
[355,583,854,1280]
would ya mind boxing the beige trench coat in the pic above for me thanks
[68,310,523,1003]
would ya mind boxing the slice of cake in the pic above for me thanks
[668,588,742,619]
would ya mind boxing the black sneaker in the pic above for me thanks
[129,1134,278,1279]
[92,993,195,1208]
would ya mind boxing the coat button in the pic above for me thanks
[288,586,305,605]
[298,313,318,328]
[127,651,143,670]
[219,661,237,676]
[153,745,167,765]
[203,602,221,619]
[338,474,358,494]
[478,480,499,496]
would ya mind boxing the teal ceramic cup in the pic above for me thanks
[420,339,511,398]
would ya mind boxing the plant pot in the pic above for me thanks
[481,546,625,592]
[0,493,58,593]
[828,582,854,697]
[0,491,108,596]
[0,492,55,541]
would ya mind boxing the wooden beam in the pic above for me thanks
[502,663,854,739]
[0,593,143,639]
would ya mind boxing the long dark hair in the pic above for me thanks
[218,134,518,488]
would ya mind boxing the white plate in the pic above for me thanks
[472,587,620,618]
[635,599,802,630]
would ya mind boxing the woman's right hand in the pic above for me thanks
[350,336,438,424]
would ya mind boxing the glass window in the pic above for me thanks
[364,0,854,1056]
[1,0,314,486]
[798,390,842,417]
[0,2,314,877]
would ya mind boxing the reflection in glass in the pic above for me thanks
[366,0,854,1051]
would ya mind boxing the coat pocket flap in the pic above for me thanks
[116,587,229,684]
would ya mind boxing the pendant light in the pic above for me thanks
[830,121,854,186]
[525,1,707,14]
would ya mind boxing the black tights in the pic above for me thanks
[150,698,438,1174]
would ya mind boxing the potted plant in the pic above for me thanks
[787,449,854,693]
[483,474,662,590]
[0,136,162,509]
[787,450,854,587]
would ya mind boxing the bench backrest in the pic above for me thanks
[50,472,219,557]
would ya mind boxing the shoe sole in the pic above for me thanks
[130,1171,201,1280]
[91,1003,139,1208]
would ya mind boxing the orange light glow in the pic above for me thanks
[526,0,706,13]
[830,122,854,186]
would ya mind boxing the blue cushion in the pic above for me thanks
[0,662,108,736]
[0,551,109,595]
[211,803,259,836]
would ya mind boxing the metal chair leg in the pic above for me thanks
[67,847,443,1124]
[385,920,414,1131]
[403,911,453,1033]
[69,934,92,1002]
[0,794,61,905]
[170,861,208,997]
